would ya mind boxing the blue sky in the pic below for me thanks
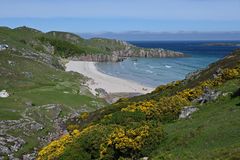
[0,0,240,33]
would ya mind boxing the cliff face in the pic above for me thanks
[70,53,122,62]
[70,46,185,62]
[115,47,185,58]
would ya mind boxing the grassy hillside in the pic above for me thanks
[37,50,240,160]
[1,26,239,159]
[151,80,240,160]
[0,26,42,51]
[0,50,106,120]
[0,26,184,62]
[0,50,107,158]
[0,26,184,159]
[0,26,134,58]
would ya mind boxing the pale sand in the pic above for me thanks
[65,61,154,95]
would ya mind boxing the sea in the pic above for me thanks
[95,41,240,88]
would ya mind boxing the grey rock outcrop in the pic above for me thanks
[0,134,25,155]
[179,106,199,119]
[116,48,184,58]
[71,53,124,62]
[22,152,36,160]
[95,88,108,98]
[0,104,68,159]
[70,43,185,62]
[15,49,64,69]
[193,88,221,105]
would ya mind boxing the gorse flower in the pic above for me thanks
[37,130,81,160]
[37,65,240,160]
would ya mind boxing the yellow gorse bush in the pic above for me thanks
[37,129,80,160]
[37,65,240,159]
[121,95,190,119]
[121,100,156,116]
[79,112,89,120]
[67,124,81,132]
[222,68,240,80]
[121,66,240,120]
[156,95,190,115]
[153,80,181,93]
[177,87,204,101]
[100,125,150,159]
[178,66,240,101]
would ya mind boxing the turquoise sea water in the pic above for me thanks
[96,41,240,87]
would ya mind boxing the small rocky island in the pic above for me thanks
[204,42,240,47]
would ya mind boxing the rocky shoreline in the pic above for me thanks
[70,45,185,62]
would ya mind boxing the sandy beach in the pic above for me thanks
[65,61,154,95]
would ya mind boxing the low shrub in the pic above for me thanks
[37,130,80,160]
[38,64,240,160]
[153,80,182,94]
[121,96,190,122]
[59,124,113,160]
[100,111,146,125]
[100,122,164,160]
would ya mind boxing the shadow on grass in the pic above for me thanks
[231,88,240,98]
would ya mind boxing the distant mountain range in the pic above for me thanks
[79,31,240,41]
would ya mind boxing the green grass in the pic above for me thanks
[0,51,104,120]
[49,50,240,160]
[38,36,106,57]
[150,79,240,160]
[58,51,240,159]
[1,26,174,60]
[18,89,98,108]
[0,26,134,58]
[0,51,107,119]
[15,135,40,157]
[0,51,107,157]
[1,26,239,159]
[0,97,24,120]
[0,26,43,51]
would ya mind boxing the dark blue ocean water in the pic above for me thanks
[96,41,240,87]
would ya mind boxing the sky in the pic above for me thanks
[0,0,240,33]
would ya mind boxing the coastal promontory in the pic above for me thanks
[0,26,185,63]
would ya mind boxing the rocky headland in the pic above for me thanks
[69,41,185,62]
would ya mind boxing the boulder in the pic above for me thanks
[0,144,11,154]
[179,106,199,119]
[22,152,36,160]
[0,90,9,98]
[30,123,44,131]
[95,88,108,97]
[22,72,33,78]
[25,101,33,107]
[8,60,15,66]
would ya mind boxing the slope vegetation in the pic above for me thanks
[0,50,106,159]
[37,50,240,160]
[0,26,184,62]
